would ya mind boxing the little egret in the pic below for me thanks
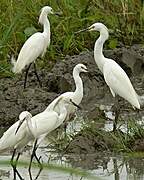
[45,63,88,128]
[77,22,140,130]
[0,111,32,180]
[0,97,79,180]
[16,97,80,180]
[11,6,54,88]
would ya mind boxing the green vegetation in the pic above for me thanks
[46,118,144,154]
[76,118,144,153]
[0,0,144,77]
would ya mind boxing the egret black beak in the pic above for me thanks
[74,27,90,34]
[70,99,82,110]
[15,117,26,135]
[54,11,63,16]
[82,67,88,73]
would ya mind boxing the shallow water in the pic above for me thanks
[0,111,144,180]
[0,115,144,180]
[1,148,144,180]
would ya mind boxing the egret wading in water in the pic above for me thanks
[76,23,140,131]
[0,97,80,180]
[11,6,54,88]
[46,63,88,131]
[16,97,80,180]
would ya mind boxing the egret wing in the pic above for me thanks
[31,111,58,137]
[0,121,28,152]
[45,92,75,121]
[13,33,45,73]
[103,59,140,108]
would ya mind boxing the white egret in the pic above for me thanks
[0,111,32,180]
[0,97,79,180]
[11,6,54,88]
[45,63,88,128]
[77,22,140,130]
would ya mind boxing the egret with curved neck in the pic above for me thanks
[46,63,88,122]
[93,23,109,72]
[12,6,54,88]
[78,22,140,130]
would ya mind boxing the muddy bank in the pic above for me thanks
[65,124,144,154]
[0,45,144,126]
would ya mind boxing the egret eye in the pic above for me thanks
[50,9,54,14]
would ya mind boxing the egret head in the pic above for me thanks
[19,111,32,121]
[41,6,54,15]
[15,111,32,134]
[75,22,109,38]
[87,23,108,32]
[74,64,88,73]
[39,6,54,25]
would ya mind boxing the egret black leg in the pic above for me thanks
[33,63,42,87]
[10,149,16,179]
[10,149,24,180]
[113,97,120,132]
[24,63,32,89]
[15,153,24,180]
[28,139,38,180]
[32,141,43,180]
[64,122,67,136]
[34,155,43,180]
[63,114,70,137]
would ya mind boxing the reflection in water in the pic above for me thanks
[1,116,144,180]
[0,137,144,179]
[0,169,10,178]
[126,157,144,180]
[65,153,144,180]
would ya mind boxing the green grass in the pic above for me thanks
[71,118,144,153]
[0,0,144,77]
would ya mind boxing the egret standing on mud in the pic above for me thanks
[12,6,54,88]
[46,63,88,129]
[77,22,140,130]
[0,97,80,180]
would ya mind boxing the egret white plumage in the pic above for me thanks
[45,63,88,126]
[0,111,32,180]
[77,22,140,130]
[0,97,79,180]
[11,6,54,88]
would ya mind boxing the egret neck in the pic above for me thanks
[94,28,109,73]
[73,68,83,104]
[40,12,51,56]
[26,116,35,138]
[42,15,50,38]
